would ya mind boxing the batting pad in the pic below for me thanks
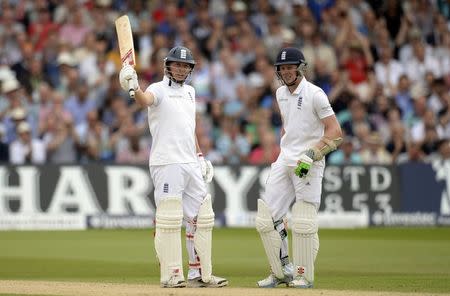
[255,199,284,279]
[155,197,184,283]
[291,200,318,283]
[194,194,215,283]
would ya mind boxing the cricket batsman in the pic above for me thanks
[119,46,228,288]
[256,47,343,288]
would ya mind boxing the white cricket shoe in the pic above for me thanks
[160,275,186,288]
[289,276,313,288]
[257,263,293,288]
[288,266,313,288]
[187,275,228,288]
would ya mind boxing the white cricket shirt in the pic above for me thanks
[276,77,334,167]
[146,76,197,166]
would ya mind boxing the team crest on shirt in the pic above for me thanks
[297,96,303,109]
[187,92,193,101]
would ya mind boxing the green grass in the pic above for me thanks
[0,228,450,293]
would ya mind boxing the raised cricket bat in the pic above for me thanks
[115,15,136,99]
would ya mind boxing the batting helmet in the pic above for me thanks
[274,47,307,86]
[164,46,196,67]
[164,46,196,85]
[274,47,307,67]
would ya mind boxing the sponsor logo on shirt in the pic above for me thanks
[163,183,169,193]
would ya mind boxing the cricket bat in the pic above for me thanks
[115,15,136,99]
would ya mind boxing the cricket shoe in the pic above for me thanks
[257,263,294,288]
[288,266,313,288]
[187,275,228,288]
[160,275,186,288]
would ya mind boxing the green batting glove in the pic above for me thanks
[295,153,313,178]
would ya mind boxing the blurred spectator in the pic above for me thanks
[65,82,96,125]
[404,41,441,83]
[9,122,46,164]
[116,132,149,164]
[248,128,280,165]
[393,74,414,121]
[216,117,250,165]
[360,132,392,164]
[198,132,223,164]
[341,98,375,137]
[42,114,77,163]
[77,110,113,161]
[58,9,91,48]
[386,121,408,163]
[410,109,436,143]
[374,44,404,97]
[302,29,337,82]
[405,141,427,163]
[421,127,440,156]
[0,124,8,162]
[436,139,450,160]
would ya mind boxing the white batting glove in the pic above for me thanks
[198,153,214,183]
[119,65,139,92]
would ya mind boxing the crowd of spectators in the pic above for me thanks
[1,0,450,166]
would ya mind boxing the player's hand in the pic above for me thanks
[119,65,139,92]
[198,153,214,183]
[294,153,313,178]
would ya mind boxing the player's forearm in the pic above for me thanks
[134,89,154,108]
[314,125,342,151]
[306,119,343,161]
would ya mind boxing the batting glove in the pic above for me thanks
[119,65,139,92]
[294,152,313,178]
[198,153,214,183]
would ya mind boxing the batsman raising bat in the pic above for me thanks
[256,47,342,288]
[119,46,228,288]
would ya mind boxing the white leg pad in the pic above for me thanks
[255,199,284,279]
[291,200,318,283]
[194,194,214,283]
[155,197,184,283]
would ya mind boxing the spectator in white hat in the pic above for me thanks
[9,121,46,164]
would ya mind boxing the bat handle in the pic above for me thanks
[129,89,135,99]
[127,80,135,99]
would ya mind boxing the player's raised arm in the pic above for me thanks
[119,65,155,107]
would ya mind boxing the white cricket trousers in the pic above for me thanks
[150,162,208,219]
[263,160,323,221]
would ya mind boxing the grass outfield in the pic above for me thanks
[0,228,449,294]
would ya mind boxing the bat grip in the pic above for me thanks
[127,80,135,99]
[129,89,135,99]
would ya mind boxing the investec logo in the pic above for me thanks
[432,159,450,215]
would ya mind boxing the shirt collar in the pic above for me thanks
[291,76,307,95]
[163,75,183,88]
